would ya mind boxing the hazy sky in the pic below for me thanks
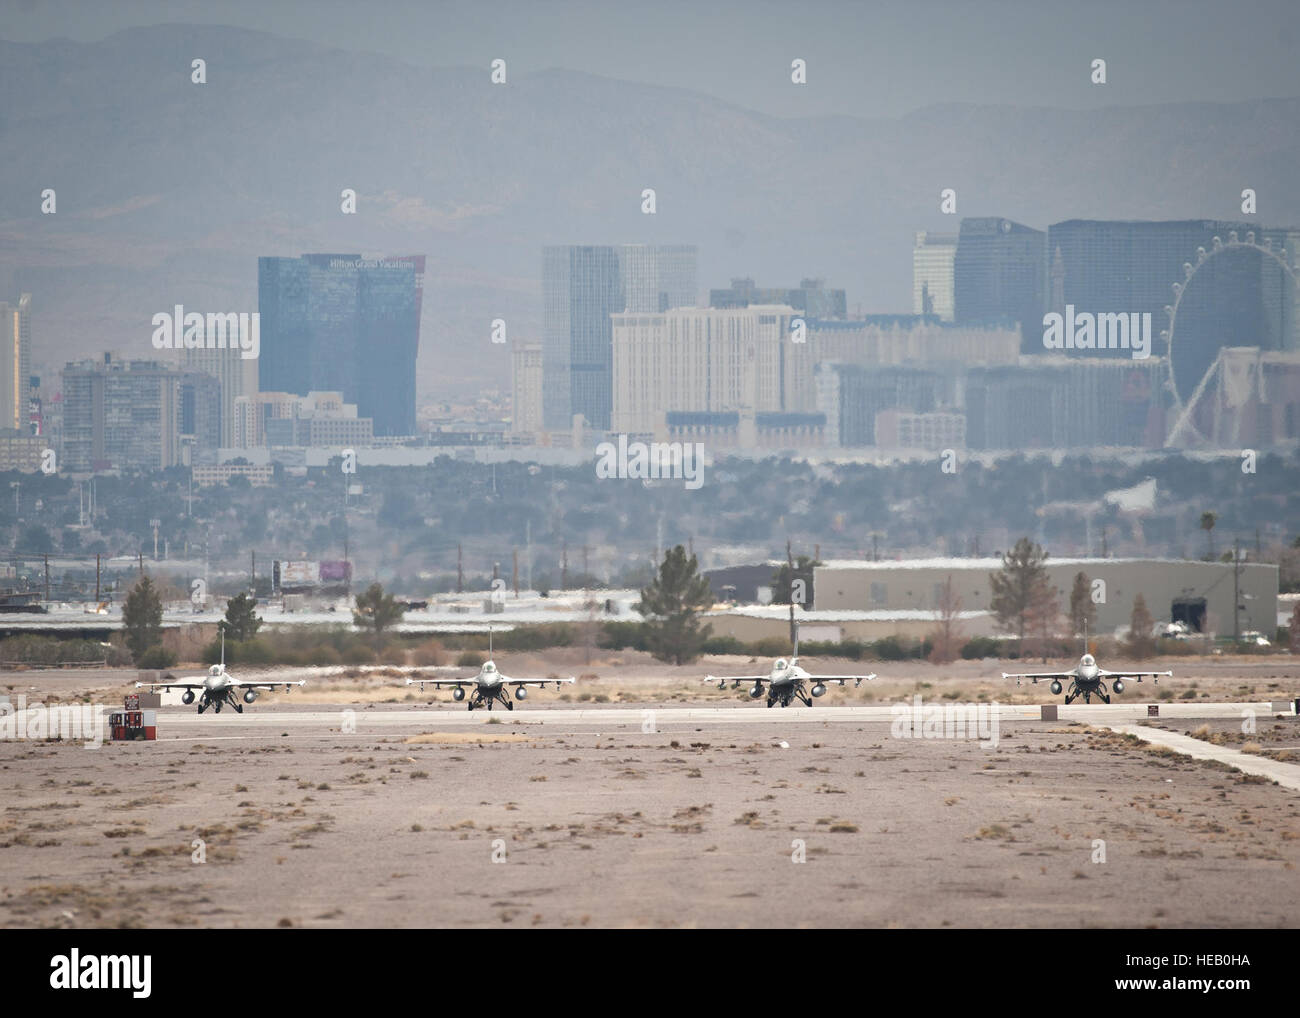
[4,0,1299,118]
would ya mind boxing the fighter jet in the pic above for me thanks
[406,630,575,710]
[1002,631,1171,704]
[706,625,875,707]
[135,634,305,714]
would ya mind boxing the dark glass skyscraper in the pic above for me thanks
[709,277,847,318]
[542,244,697,431]
[953,217,1046,350]
[1046,220,1298,398]
[258,254,424,436]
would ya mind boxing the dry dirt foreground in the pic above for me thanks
[1,702,1298,928]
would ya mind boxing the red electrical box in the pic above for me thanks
[109,708,156,741]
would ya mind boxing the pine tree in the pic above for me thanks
[988,537,1051,644]
[352,582,404,644]
[122,575,163,664]
[635,545,714,665]
[222,592,262,643]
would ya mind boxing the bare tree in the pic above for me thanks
[928,574,964,664]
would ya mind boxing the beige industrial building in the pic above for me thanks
[706,605,998,645]
[814,557,1278,638]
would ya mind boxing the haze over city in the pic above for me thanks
[0,0,1297,954]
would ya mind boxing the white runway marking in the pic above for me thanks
[143,700,1291,729]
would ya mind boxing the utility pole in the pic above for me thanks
[561,540,568,590]
[44,554,49,602]
[525,520,532,592]
[1233,538,1241,644]
[138,550,143,575]
[95,553,100,603]
[512,549,519,597]
[786,537,796,649]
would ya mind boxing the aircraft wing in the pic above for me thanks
[135,679,306,691]
[503,676,576,688]
[1001,670,1075,680]
[706,674,769,686]
[1098,669,1172,680]
[405,676,475,688]
[804,673,876,684]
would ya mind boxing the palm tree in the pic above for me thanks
[1200,511,1217,560]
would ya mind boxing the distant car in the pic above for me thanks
[1160,621,1192,640]
[1240,631,1271,647]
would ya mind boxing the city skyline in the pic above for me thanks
[5,20,1300,402]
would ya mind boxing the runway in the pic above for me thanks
[1099,723,1300,793]
[141,699,1294,731]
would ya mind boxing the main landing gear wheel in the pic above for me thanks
[505,699,514,711]
[197,700,206,714]
[214,700,222,714]
[467,699,476,711]
[766,697,776,708]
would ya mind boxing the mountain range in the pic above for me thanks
[2,23,1297,398]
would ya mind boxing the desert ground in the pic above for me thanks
[1,651,1297,928]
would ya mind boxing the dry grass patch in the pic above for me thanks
[404,732,532,745]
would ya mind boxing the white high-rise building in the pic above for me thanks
[0,294,32,433]
[912,232,957,322]
[542,244,697,431]
[183,345,258,447]
[510,342,543,434]
[611,305,799,435]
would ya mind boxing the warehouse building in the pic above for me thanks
[814,557,1278,638]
